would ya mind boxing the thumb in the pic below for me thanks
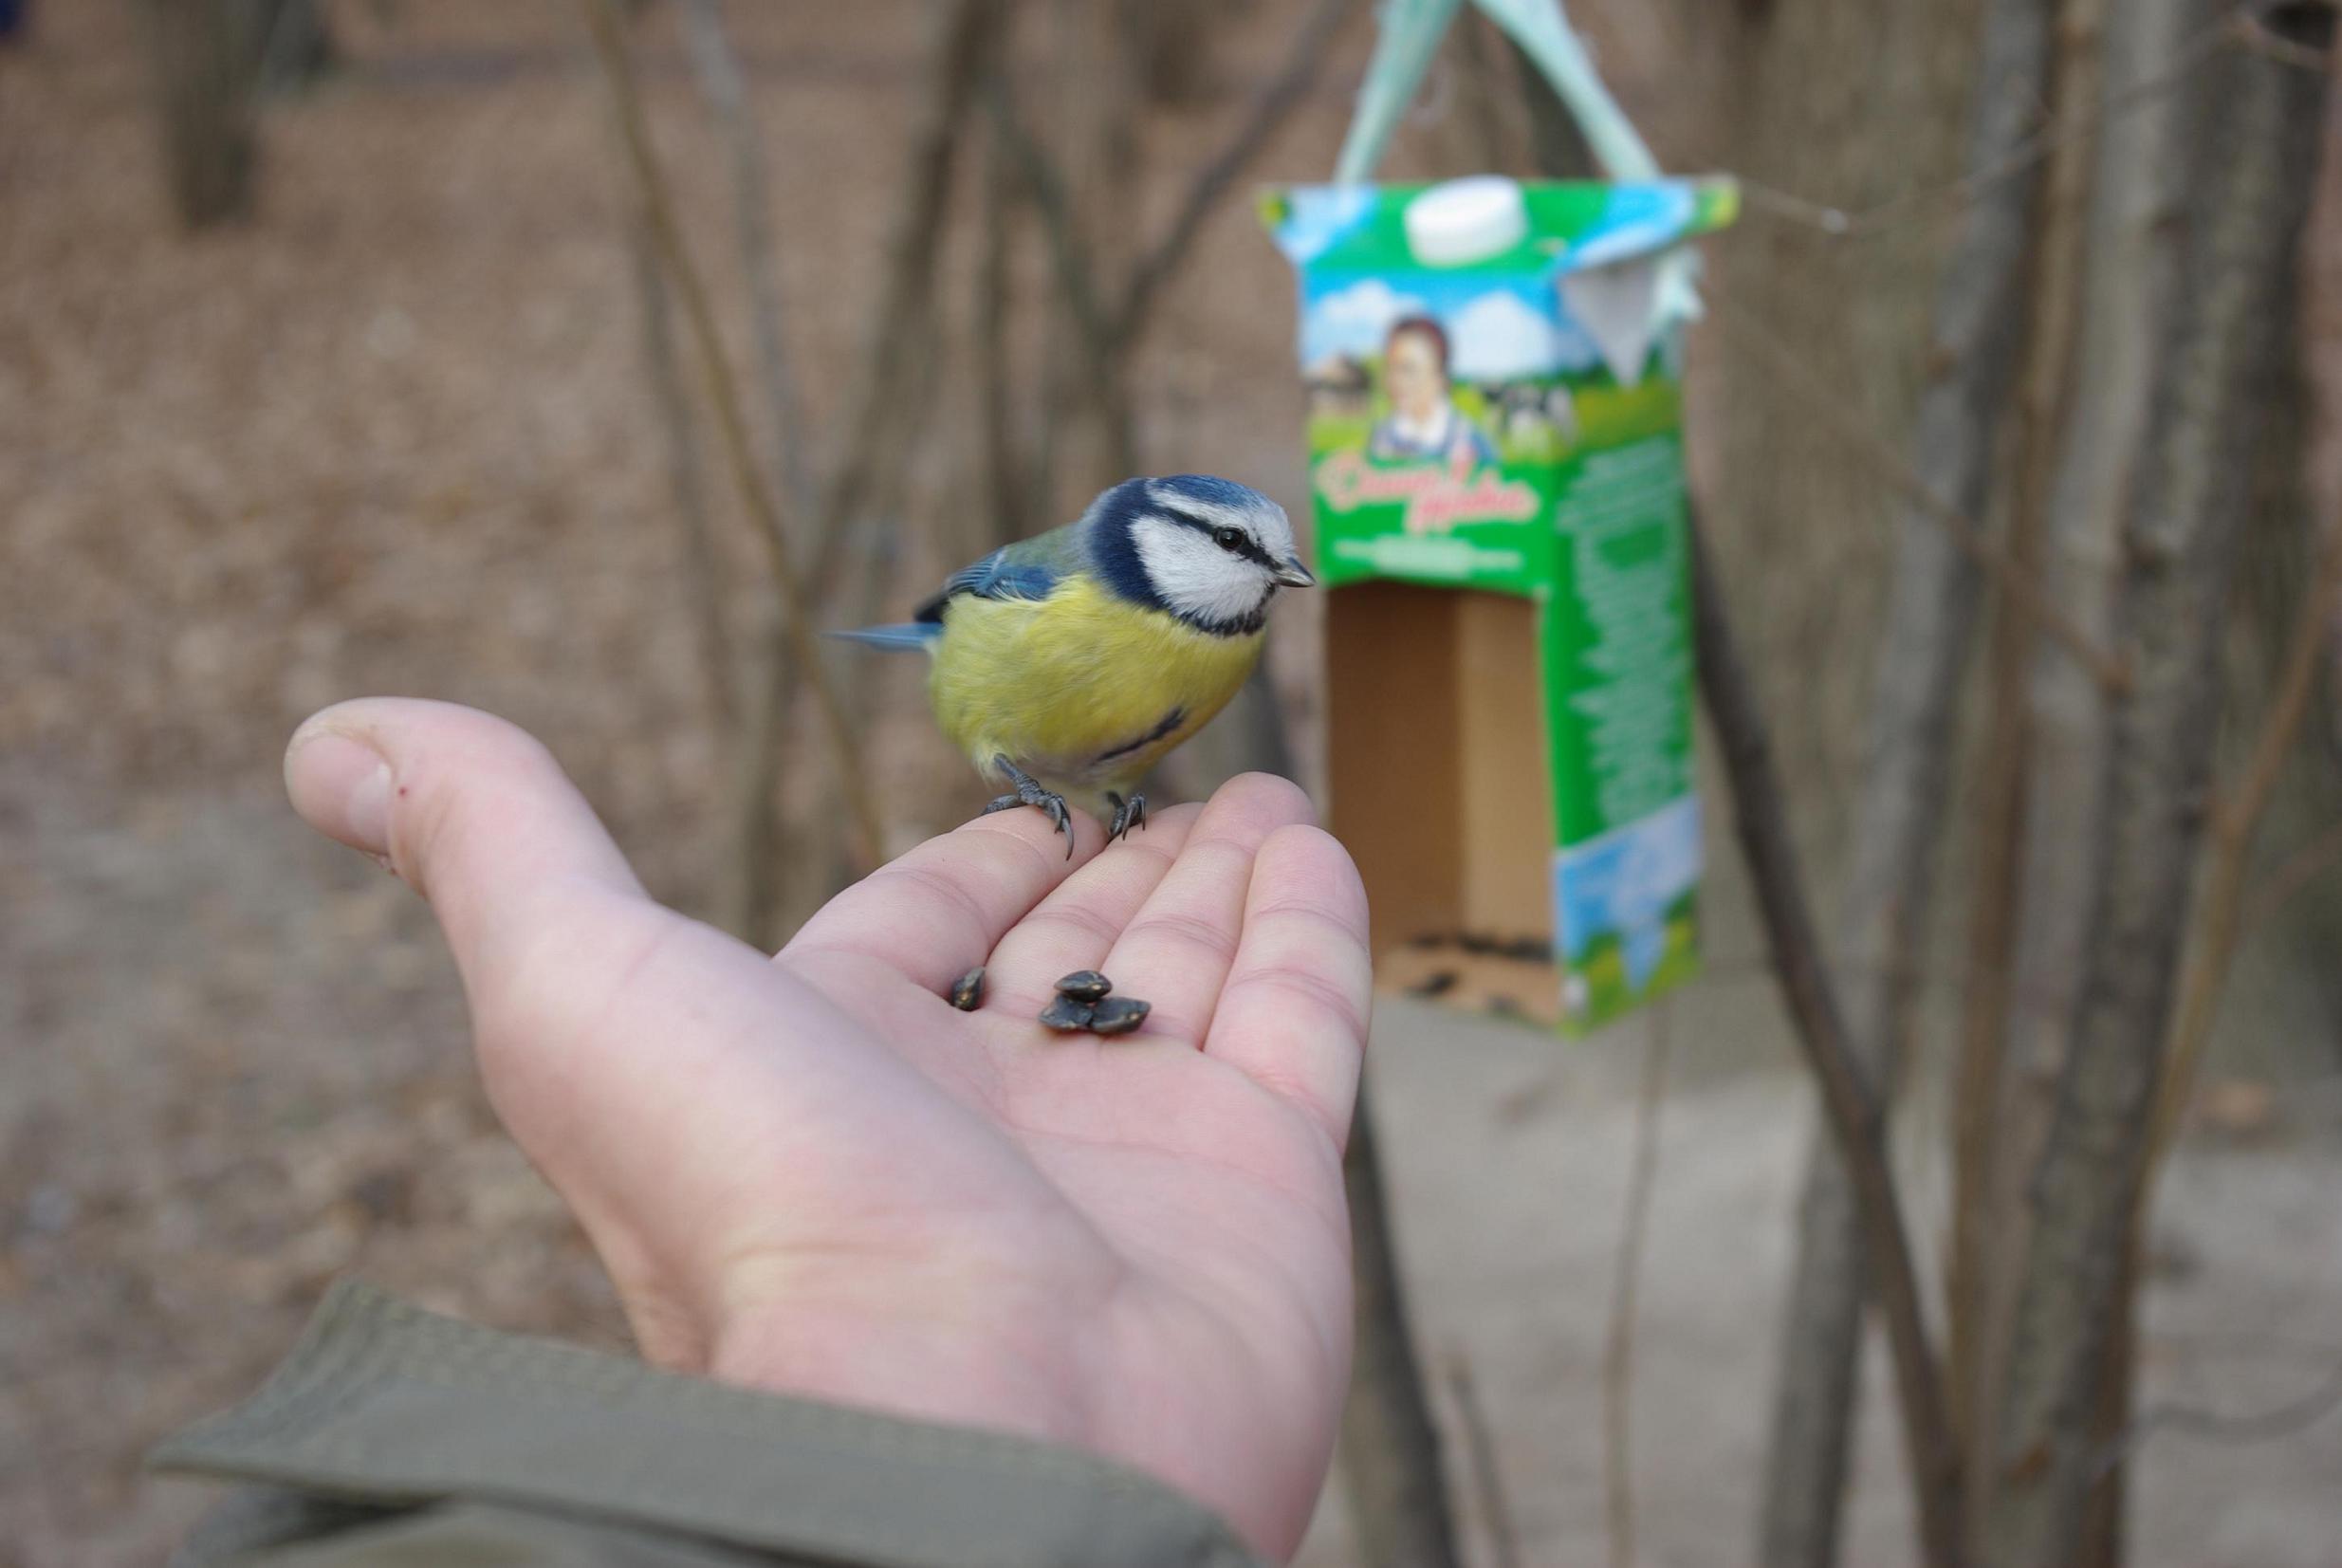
[285,698,648,987]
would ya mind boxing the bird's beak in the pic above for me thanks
[1274,556,1317,588]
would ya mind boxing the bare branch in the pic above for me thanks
[1687,509,1968,1568]
[813,0,1000,547]
[679,0,818,526]
[624,213,733,735]
[581,0,883,868]
[2088,1354,2342,1476]
[2145,534,2342,1179]
[981,74,1123,403]
[1733,7,2244,241]
[1707,298,2131,697]
[1749,7,2066,1567]
[973,91,1023,552]
[1113,0,1355,349]
[2235,815,2342,940]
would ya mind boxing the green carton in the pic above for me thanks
[1263,176,1734,1034]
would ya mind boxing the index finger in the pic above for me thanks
[780,806,1107,992]
[1204,824,1373,1152]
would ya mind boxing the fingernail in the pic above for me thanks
[288,729,394,858]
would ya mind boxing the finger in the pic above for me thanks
[781,803,1108,994]
[981,802,1204,1014]
[1097,773,1316,1043]
[285,698,651,987]
[1205,824,1372,1151]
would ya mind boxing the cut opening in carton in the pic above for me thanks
[1327,581,1564,1024]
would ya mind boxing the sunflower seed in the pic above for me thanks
[1087,996,1151,1036]
[947,966,986,1011]
[1038,994,1097,1031]
[1053,969,1113,1003]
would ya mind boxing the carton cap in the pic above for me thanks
[1403,177,1528,267]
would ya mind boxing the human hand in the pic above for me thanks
[284,699,1371,1559]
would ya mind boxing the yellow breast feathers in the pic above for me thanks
[929,576,1264,809]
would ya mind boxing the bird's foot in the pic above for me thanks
[1105,790,1148,842]
[982,756,1074,857]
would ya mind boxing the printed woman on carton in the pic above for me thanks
[1367,315,1498,470]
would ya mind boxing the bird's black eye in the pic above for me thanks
[1211,526,1245,552]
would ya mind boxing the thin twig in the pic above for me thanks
[581,0,882,867]
[2144,533,2342,1177]
[1112,0,1355,348]
[974,82,1023,553]
[997,0,1353,368]
[679,0,818,526]
[1603,1002,1670,1568]
[811,0,999,551]
[2087,1355,2342,1479]
[623,212,733,733]
[1732,5,2250,240]
[982,75,1123,400]
[1687,507,1968,1568]
[2236,816,2342,940]
[1446,1351,1524,1568]
[1708,295,2132,696]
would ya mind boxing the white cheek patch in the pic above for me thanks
[1249,505,1299,564]
[1143,484,1300,565]
[1134,517,1271,626]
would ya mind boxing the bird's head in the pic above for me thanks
[1090,474,1315,634]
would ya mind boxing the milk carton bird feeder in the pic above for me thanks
[1264,0,1736,1035]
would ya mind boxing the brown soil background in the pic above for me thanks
[4,5,2338,1565]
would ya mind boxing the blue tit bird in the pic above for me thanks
[835,474,1316,853]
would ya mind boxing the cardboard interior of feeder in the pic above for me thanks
[1327,583,1566,1025]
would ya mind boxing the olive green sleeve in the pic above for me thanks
[152,1280,1267,1568]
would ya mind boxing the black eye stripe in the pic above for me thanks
[1158,507,1277,567]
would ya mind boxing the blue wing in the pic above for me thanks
[834,528,1077,651]
[913,534,1071,623]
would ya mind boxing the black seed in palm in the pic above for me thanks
[1038,994,1096,1032]
[1054,969,1113,1003]
[947,966,986,1012]
[1088,996,1151,1036]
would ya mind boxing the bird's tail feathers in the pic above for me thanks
[826,623,941,653]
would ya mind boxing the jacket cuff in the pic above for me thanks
[151,1278,1263,1568]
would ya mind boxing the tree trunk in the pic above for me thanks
[1964,0,2196,1542]
[1756,0,2056,1561]
[1984,13,2332,1563]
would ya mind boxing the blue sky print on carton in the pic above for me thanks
[1274,184,1376,266]
[1555,796,1701,989]
[1299,273,1605,380]
[1567,183,1699,270]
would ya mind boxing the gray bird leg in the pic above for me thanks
[982,755,1074,856]
[1105,790,1148,842]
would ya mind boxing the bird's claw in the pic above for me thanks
[1106,790,1148,842]
[985,757,1076,858]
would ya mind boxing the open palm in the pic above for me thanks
[286,699,1371,1559]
